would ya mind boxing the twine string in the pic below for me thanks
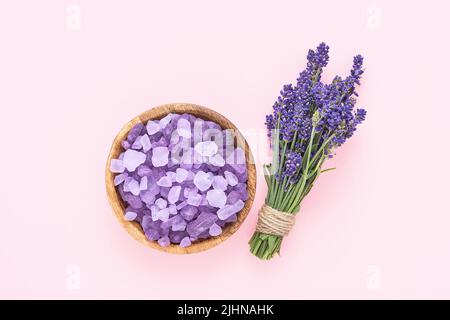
[255,204,296,237]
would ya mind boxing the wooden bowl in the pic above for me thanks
[105,103,256,254]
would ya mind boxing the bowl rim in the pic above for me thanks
[105,102,257,254]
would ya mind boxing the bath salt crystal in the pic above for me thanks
[123,193,143,209]
[206,189,227,208]
[127,123,144,142]
[193,170,213,192]
[121,140,131,150]
[137,165,152,177]
[126,179,140,196]
[177,118,192,138]
[145,229,160,241]
[186,212,218,238]
[159,113,173,128]
[140,134,151,152]
[179,236,192,248]
[139,176,148,191]
[186,193,203,207]
[180,205,198,221]
[114,173,128,186]
[123,149,146,172]
[155,198,167,209]
[224,170,238,186]
[217,199,245,220]
[176,201,188,210]
[146,120,160,135]
[212,175,227,190]
[209,153,225,167]
[168,185,181,204]
[131,136,143,150]
[141,190,155,205]
[168,204,177,215]
[166,171,177,182]
[158,208,170,222]
[175,168,189,183]
[152,146,169,167]
[110,159,125,173]
[172,218,187,232]
[194,141,218,157]
[209,223,222,237]
[158,236,170,247]
[156,176,172,187]
[150,205,160,221]
[124,211,137,221]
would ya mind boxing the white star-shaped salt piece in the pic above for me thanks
[146,120,160,135]
[110,159,125,173]
[177,118,192,138]
[151,146,169,167]
[193,170,213,192]
[140,134,151,152]
[194,141,218,157]
[159,113,173,128]
[206,189,227,208]
[122,149,146,172]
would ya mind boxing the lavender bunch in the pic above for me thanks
[249,43,367,260]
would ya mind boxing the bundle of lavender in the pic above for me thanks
[249,43,367,260]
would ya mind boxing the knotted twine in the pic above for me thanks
[255,204,296,237]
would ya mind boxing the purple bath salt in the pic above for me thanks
[110,113,249,248]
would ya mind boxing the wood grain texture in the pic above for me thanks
[105,103,257,254]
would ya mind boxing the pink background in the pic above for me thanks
[1,0,449,299]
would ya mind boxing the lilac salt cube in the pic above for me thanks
[217,200,245,220]
[225,213,238,223]
[156,176,172,187]
[186,193,203,207]
[176,201,188,210]
[127,123,144,143]
[158,236,170,247]
[172,216,187,232]
[155,198,167,209]
[168,204,177,215]
[151,146,169,167]
[194,141,218,157]
[193,170,213,192]
[159,186,170,199]
[209,154,225,167]
[123,193,143,209]
[212,175,227,190]
[140,134,151,152]
[186,212,218,238]
[224,170,238,186]
[166,171,177,182]
[123,149,146,172]
[159,113,173,129]
[226,190,241,204]
[209,223,222,236]
[141,215,153,231]
[180,205,198,221]
[179,236,192,248]
[167,185,181,204]
[175,168,189,183]
[170,231,187,244]
[121,140,131,150]
[145,229,160,241]
[137,165,152,177]
[124,211,137,221]
[114,173,128,186]
[139,176,148,191]
[146,120,160,135]
[125,178,140,196]
[131,136,143,150]
[177,118,192,138]
[140,190,155,205]
[206,189,227,208]
[110,159,125,173]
